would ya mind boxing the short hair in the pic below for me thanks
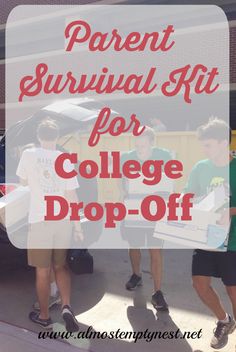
[138,126,155,143]
[21,143,35,152]
[197,117,231,143]
[37,118,59,141]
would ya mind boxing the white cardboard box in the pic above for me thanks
[154,186,230,251]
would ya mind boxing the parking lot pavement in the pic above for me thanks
[0,246,235,352]
[0,321,86,352]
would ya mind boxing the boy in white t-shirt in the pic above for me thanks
[16,118,83,331]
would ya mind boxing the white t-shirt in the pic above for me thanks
[16,147,79,223]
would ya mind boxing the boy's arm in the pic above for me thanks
[117,179,127,201]
[19,177,28,186]
[16,151,28,186]
[183,164,200,195]
[64,159,83,239]
[218,207,236,226]
[117,152,126,201]
[64,189,83,238]
[230,208,236,216]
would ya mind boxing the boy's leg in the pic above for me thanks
[32,268,61,311]
[148,248,162,292]
[35,267,51,319]
[125,248,143,290]
[129,249,142,276]
[52,248,71,306]
[226,286,236,319]
[192,250,236,349]
[52,220,72,307]
[121,224,143,276]
[223,252,236,320]
[27,223,54,326]
[125,249,142,290]
[53,249,79,332]
[50,269,58,296]
[28,247,52,322]
[124,227,145,290]
[53,262,71,307]
[193,276,235,349]
[149,248,168,311]
[192,250,227,320]
[192,275,227,320]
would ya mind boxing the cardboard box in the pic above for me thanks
[154,185,230,251]
[0,186,30,230]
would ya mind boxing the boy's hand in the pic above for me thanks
[119,189,128,202]
[74,226,84,242]
[218,209,230,226]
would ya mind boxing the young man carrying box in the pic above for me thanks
[184,118,236,349]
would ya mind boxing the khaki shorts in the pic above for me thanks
[27,220,72,268]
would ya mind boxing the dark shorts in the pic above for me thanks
[120,223,163,248]
[192,249,236,286]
